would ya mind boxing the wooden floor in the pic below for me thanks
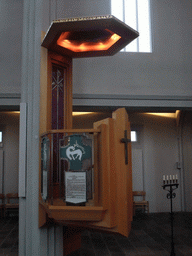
[1,212,192,255]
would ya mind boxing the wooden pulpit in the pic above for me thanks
[39,15,137,256]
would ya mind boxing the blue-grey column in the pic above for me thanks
[19,0,63,255]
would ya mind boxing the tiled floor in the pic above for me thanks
[0,217,18,256]
[70,212,192,256]
[1,212,192,256]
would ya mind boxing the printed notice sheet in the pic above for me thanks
[65,172,86,204]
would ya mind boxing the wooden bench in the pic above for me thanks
[4,193,19,217]
[133,191,149,215]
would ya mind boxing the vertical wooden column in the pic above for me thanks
[40,47,83,255]
[39,50,72,220]
[46,51,72,131]
[48,52,72,199]
[39,49,72,195]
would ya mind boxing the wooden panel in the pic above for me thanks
[48,206,106,221]
[93,124,106,207]
[40,200,106,222]
[47,51,72,130]
[39,33,49,227]
[112,108,133,236]
[40,128,100,137]
[91,108,132,237]
[93,118,117,228]
[39,32,49,135]
[39,44,73,227]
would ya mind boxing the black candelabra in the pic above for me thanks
[162,175,179,256]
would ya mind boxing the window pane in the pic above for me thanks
[111,0,151,52]
[137,0,152,52]
[0,132,2,143]
[111,0,124,22]
[125,0,137,52]
[125,0,137,29]
[131,131,137,142]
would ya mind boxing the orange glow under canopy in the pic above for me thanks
[57,29,121,52]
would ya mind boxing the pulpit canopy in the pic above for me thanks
[41,15,139,58]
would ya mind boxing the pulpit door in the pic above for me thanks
[90,108,133,237]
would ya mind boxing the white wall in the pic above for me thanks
[71,0,192,98]
[129,111,192,213]
[40,0,192,109]
[1,0,192,102]
[129,113,180,212]
[0,0,23,94]
[0,112,20,194]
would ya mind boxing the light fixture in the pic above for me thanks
[41,15,139,58]
[72,112,94,116]
[145,113,177,119]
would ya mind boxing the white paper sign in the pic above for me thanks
[65,172,86,204]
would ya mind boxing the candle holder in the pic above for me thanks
[162,176,179,256]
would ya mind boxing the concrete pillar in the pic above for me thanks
[19,1,63,255]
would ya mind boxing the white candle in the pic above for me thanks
[167,175,169,184]
[163,175,165,184]
[173,175,175,183]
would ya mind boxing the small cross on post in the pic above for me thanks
[120,130,131,165]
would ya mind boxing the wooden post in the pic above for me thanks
[39,42,83,255]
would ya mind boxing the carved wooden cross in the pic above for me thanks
[120,130,131,165]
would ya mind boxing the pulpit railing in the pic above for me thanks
[39,109,132,236]
[40,128,101,207]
